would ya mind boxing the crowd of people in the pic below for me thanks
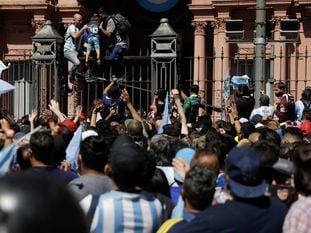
[64,8,129,90]
[0,75,310,232]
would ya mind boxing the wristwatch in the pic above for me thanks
[233,116,240,121]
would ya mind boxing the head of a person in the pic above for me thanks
[282,127,303,144]
[239,121,256,140]
[108,85,120,100]
[252,140,280,184]
[189,84,199,95]
[254,127,281,146]
[259,95,270,106]
[80,133,112,172]
[274,81,286,97]
[302,108,311,121]
[73,13,83,27]
[0,174,88,233]
[29,131,54,165]
[107,135,148,192]
[163,122,180,138]
[149,134,173,166]
[293,143,311,195]
[155,89,167,102]
[125,119,143,137]
[226,147,267,199]
[144,168,171,198]
[190,149,219,174]
[196,114,212,134]
[182,165,216,211]
[236,84,250,97]
[16,144,32,171]
[215,119,236,137]
[98,7,109,19]
[301,88,311,101]
[174,147,196,183]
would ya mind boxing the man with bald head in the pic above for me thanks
[64,13,88,90]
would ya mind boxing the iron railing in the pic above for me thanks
[1,45,311,120]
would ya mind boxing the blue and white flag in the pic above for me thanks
[0,143,17,176]
[66,125,83,171]
[157,92,171,134]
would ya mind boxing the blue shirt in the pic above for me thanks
[81,190,166,233]
[177,197,287,233]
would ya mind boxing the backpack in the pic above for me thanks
[111,14,131,34]
[284,94,296,121]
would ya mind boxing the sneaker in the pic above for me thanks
[96,77,107,81]
[85,77,96,82]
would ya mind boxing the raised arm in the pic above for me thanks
[121,88,142,122]
[171,89,188,136]
[48,99,66,123]
[103,77,118,94]
[70,24,88,39]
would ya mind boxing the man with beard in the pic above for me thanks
[274,81,296,123]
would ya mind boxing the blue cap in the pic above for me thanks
[226,147,267,198]
[174,147,195,183]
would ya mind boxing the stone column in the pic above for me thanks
[211,17,229,119]
[192,20,207,93]
[271,14,287,83]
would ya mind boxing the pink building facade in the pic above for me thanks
[189,0,311,109]
[1,0,311,117]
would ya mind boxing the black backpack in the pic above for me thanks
[111,14,131,34]
[285,94,296,121]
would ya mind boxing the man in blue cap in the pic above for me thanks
[176,147,288,233]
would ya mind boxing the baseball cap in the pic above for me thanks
[300,121,311,135]
[272,158,294,176]
[59,119,77,133]
[82,129,98,141]
[226,147,267,198]
[250,114,262,125]
[174,147,195,183]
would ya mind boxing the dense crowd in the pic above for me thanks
[0,78,310,233]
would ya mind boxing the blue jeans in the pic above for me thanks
[106,45,126,77]
[87,35,100,52]
[64,50,80,79]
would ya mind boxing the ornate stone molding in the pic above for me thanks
[192,21,208,34]
[31,19,45,31]
[271,15,288,28]
[211,18,227,33]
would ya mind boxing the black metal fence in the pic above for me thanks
[2,45,311,120]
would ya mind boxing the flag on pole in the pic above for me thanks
[66,125,83,171]
[0,143,17,176]
[157,92,171,134]
[0,125,43,176]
